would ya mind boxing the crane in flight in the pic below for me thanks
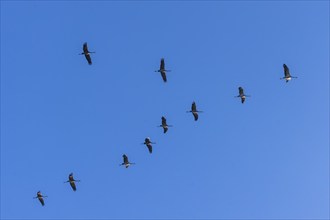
[79,42,95,65]
[155,58,171,82]
[187,102,202,121]
[158,116,172,133]
[235,87,250,104]
[34,191,47,206]
[142,137,156,154]
[281,64,298,83]
[64,173,80,191]
[120,154,135,168]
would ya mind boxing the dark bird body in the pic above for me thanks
[155,58,171,82]
[34,191,47,206]
[159,116,172,133]
[281,64,297,82]
[80,43,95,65]
[236,87,250,103]
[64,173,80,191]
[120,154,135,168]
[143,137,155,153]
[187,102,202,121]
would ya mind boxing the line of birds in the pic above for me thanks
[34,173,80,206]
[34,42,298,206]
[79,43,297,84]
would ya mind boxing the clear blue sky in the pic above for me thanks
[1,1,329,219]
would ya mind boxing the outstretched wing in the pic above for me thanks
[283,64,290,77]
[163,127,168,133]
[193,112,198,121]
[161,117,167,126]
[161,71,167,82]
[123,154,128,164]
[38,197,45,206]
[147,144,152,153]
[70,181,77,191]
[238,87,244,96]
[85,54,92,65]
[160,58,165,70]
[191,102,197,112]
[83,43,89,53]
[69,173,74,181]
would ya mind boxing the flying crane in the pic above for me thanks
[64,173,80,191]
[155,58,171,82]
[142,137,156,154]
[79,42,95,65]
[34,191,47,206]
[235,87,250,104]
[187,102,202,121]
[158,116,172,133]
[120,154,135,168]
[281,64,298,82]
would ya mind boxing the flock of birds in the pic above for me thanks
[33,42,298,206]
